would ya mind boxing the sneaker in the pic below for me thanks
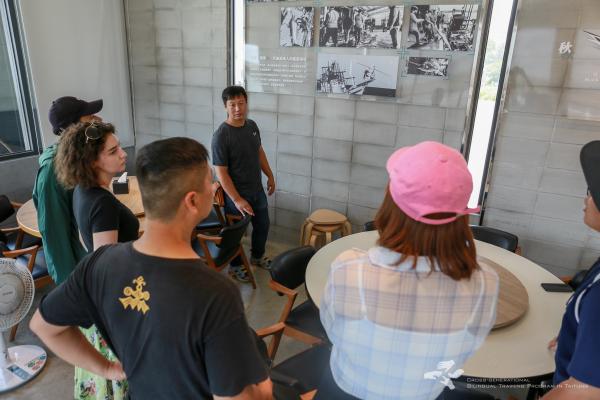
[251,256,272,270]
[229,265,250,283]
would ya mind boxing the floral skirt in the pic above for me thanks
[74,326,128,400]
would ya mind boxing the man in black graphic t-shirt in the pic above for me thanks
[30,138,271,400]
[212,86,275,281]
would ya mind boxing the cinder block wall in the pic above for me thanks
[243,1,478,242]
[253,94,467,241]
[484,0,600,276]
[126,0,476,243]
[125,0,228,150]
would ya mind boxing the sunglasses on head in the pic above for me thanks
[84,122,109,143]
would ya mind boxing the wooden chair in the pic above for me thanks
[257,323,329,400]
[363,220,376,232]
[300,209,351,249]
[261,246,327,360]
[258,326,498,400]
[0,242,53,341]
[0,195,41,250]
[470,225,521,255]
[195,185,227,234]
[192,214,257,289]
[561,268,590,290]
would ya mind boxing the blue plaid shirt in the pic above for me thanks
[320,247,499,400]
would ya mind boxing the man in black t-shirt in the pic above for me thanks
[212,86,275,281]
[30,138,272,400]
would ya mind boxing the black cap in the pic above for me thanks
[48,96,103,135]
[581,141,600,210]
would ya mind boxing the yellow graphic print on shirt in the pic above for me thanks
[119,276,150,314]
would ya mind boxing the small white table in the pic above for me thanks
[305,231,571,380]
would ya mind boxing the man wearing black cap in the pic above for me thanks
[32,96,103,283]
[544,141,600,399]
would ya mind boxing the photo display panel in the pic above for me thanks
[316,53,400,96]
[319,6,403,49]
[245,1,482,103]
[406,4,478,51]
[281,7,315,47]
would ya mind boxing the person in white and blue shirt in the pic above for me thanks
[319,142,500,400]
[545,141,600,399]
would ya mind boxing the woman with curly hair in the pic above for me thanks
[55,121,138,400]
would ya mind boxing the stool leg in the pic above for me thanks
[344,221,352,236]
[310,233,318,248]
[303,222,315,246]
[300,220,307,245]
[325,231,332,245]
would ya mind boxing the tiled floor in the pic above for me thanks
[5,238,529,400]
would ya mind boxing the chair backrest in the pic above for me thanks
[218,215,251,252]
[0,240,9,255]
[214,185,225,208]
[470,225,518,253]
[442,386,496,400]
[270,246,316,290]
[0,195,15,223]
[569,268,590,290]
[363,220,376,232]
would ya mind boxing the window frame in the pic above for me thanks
[0,0,41,161]
[463,0,520,219]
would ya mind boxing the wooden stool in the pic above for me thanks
[300,209,352,249]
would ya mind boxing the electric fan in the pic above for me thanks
[0,257,46,392]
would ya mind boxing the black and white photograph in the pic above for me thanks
[248,0,294,3]
[407,56,449,77]
[319,6,403,48]
[316,53,399,97]
[280,7,314,47]
[406,4,478,51]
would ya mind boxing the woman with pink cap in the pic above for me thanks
[318,141,500,400]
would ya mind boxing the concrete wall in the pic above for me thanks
[125,0,228,151]
[19,0,134,147]
[0,1,137,206]
[483,0,600,277]
[0,155,39,202]
[244,1,480,241]
[126,0,482,243]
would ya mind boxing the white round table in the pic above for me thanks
[305,231,571,380]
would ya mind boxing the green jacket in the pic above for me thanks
[32,144,86,283]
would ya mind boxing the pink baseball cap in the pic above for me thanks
[386,141,480,225]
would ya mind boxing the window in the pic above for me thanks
[465,0,518,210]
[232,0,245,86]
[0,0,40,159]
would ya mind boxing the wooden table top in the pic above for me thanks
[305,231,570,380]
[482,256,529,329]
[112,176,144,217]
[15,199,40,238]
[17,176,144,238]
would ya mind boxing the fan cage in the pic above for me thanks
[0,258,35,330]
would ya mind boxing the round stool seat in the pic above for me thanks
[312,224,345,233]
[301,209,352,249]
[308,209,348,225]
